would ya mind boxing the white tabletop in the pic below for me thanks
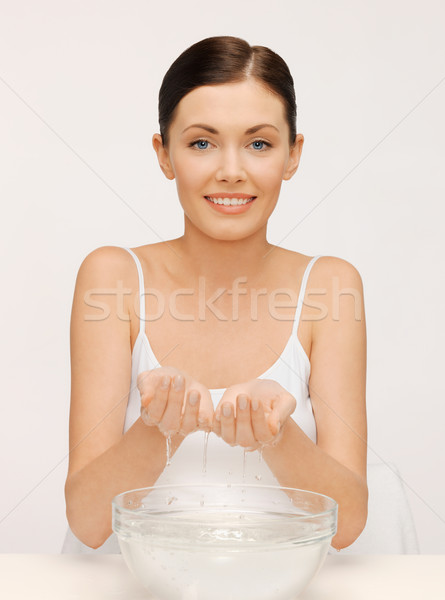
[1,554,444,599]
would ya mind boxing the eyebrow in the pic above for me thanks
[181,123,279,135]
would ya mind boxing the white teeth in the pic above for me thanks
[206,196,254,206]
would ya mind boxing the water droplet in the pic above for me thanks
[165,434,172,466]
[255,474,262,481]
[258,447,263,465]
[202,431,210,473]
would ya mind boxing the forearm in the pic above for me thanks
[65,418,183,549]
[262,417,368,550]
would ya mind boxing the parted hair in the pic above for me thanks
[158,36,297,149]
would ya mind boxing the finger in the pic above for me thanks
[268,409,281,436]
[194,386,214,432]
[272,392,296,432]
[220,402,236,446]
[138,370,160,410]
[212,407,222,437]
[235,394,256,448]
[141,373,171,425]
[196,390,213,432]
[160,373,186,435]
[137,369,152,392]
[179,389,201,435]
[265,393,295,437]
[250,398,276,443]
[140,383,156,411]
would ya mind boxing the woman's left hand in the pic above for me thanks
[212,379,296,451]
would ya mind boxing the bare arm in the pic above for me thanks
[262,257,368,550]
[65,417,184,549]
[64,247,186,549]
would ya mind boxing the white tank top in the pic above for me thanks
[62,248,323,553]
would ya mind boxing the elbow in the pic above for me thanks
[82,533,112,551]
[84,535,111,551]
[331,482,369,551]
[331,516,367,550]
[74,528,110,551]
[64,476,112,550]
[66,505,112,550]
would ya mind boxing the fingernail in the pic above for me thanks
[223,404,231,417]
[238,395,247,410]
[173,374,184,390]
[251,399,259,411]
[161,375,170,389]
[189,390,199,406]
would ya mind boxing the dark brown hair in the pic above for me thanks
[158,36,297,149]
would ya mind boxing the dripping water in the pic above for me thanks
[255,446,263,481]
[242,449,247,482]
[165,434,172,466]
[202,431,210,473]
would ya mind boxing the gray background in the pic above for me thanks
[0,0,444,553]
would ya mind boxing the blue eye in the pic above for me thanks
[188,138,272,151]
[190,139,210,150]
[252,140,267,150]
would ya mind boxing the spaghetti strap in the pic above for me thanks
[121,247,145,333]
[292,255,324,336]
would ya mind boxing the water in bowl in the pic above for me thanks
[118,509,331,600]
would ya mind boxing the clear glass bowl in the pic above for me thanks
[112,483,337,600]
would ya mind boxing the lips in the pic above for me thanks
[205,196,255,203]
[205,193,256,199]
[204,196,256,206]
[204,195,256,214]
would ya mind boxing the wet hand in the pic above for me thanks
[212,378,296,451]
[137,367,214,437]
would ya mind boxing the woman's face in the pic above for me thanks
[153,78,304,240]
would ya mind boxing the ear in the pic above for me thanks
[283,133,304,181]
[152,133,175,180]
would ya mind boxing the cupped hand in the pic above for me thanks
[137,366,214,437]
[212,378,296,451]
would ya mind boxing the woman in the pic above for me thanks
[63,35,367,553]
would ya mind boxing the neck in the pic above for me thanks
[170,220,275,287]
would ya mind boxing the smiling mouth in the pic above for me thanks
[205,196,256,206]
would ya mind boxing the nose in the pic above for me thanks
[215,147,247,183]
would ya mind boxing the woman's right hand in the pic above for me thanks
[137,366,213,437]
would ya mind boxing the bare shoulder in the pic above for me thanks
[78,244,148,291]
[308,255,366,330]
[273,248,363,284]
[78,245,136,277]
[311,255,365,301]
[310,255,364,283]
[77,242,177,318]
